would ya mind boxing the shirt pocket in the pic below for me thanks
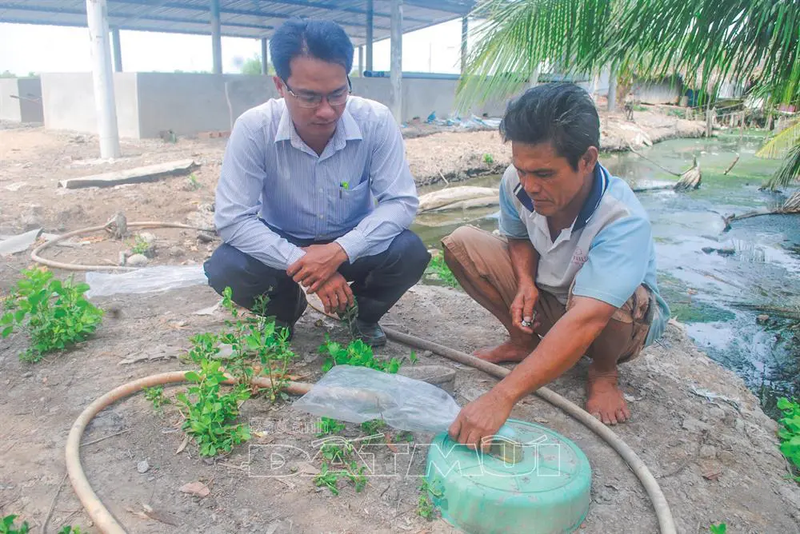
[332,179,372,228]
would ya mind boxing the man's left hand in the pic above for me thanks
[287,243,349,292]
[448,388,515,452]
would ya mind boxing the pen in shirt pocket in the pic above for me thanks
[339,181,349,199]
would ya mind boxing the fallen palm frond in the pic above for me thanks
[675,157,701,191]
[723,191,800,229]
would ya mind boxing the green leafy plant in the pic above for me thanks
[483,153,495,164]
[396,431,416,443]
[316,417,346,438]
[176,347,251,457]
[143,386,170,412]
[777,397,800,479]
[424,252,459,288]
[186,173,202,190]
[220,289,295,402]
[417,480,442,520]
[129,235,151,256]
[1,269,103,362]
[314,463,341,495]
[360,419,387,436]
[346,461,368,493]
[0,515,29,534]
[58,527,82,534]
[319,336,402,373]
[709,523,727,534]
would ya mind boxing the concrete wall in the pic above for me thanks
[0,77,43,123]
[38,72,509,139]
[632,78,682,104]
[41,73,140,138]
[135,73,278,138]
[352,77,506,122]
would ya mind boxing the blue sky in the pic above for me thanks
[0,19,467,76]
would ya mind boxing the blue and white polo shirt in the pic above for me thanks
[498,163,669,346]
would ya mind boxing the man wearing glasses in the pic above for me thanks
[205,19,429,346]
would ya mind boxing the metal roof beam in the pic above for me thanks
[109,0,400,27]
[0,3,381,32]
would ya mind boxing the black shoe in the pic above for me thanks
[349,319,387,348]
[275,320,295,342]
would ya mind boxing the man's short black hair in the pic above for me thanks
[500,83,600,170]
[270,19,354,80]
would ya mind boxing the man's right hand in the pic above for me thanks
[510,282,540,335]
[314,272,355,314]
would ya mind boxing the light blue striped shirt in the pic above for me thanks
[214,96,419,270]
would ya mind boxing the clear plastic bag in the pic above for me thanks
[293,365,461,433]
[85,265,207,298]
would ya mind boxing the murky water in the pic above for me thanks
[412,133,800,403]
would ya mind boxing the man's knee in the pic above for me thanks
[386,230,431,276]
[204,244,280,307]
[442,225,481,253]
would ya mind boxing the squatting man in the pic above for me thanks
[204,19,430,348]
[443,83,669,450]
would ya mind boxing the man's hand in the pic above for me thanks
[315,272,355,314]
[510,282,540,335]
[448,388,515,452]
[287,243,348,292]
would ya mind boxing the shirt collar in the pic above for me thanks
[514,162,609,232]
[273,99,363,145]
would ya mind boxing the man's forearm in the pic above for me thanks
[508,238,540,287]
[496,303,614,403]
[335,197,416,262]
[217,215,305,270]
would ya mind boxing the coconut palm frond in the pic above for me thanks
[756,120,800,160]
[584,0,800,98]
[765,142,800,191]
[456,0,613,108]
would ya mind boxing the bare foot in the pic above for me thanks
[475,338,538,364]
[585,364,631,425]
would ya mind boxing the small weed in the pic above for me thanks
[129,235,151,256]
[360,419,387,436]
[316,417,346,438]
[409,351,418,364]
[186,173,202,190]
[346,461,368,492]
[321,441,355,464]
[319,336,402,373]
[314,463,340,495]
[57,527,82,534]
[424,252,459,288]
[417,480,442,520]
[483,153,494,165]
[709,523,727,534]
[777,397,800,479]
[0,515,29,534]
[143,386,170,412]
[1,269,103,362]
[395,431,415,442]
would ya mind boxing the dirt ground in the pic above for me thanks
[1,118,799,534]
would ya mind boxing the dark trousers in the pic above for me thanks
[204,229,430,324]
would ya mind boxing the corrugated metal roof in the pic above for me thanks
[0,0,474,45]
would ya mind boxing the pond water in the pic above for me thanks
[411,133,800,407]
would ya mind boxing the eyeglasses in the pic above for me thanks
[283,77,351,109]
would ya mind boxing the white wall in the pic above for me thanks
[40,72,139,138]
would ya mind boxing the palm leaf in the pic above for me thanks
[756,119,800,159]
[583,0,800,104]
[457,0,613,108]
[765,141,800,190]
